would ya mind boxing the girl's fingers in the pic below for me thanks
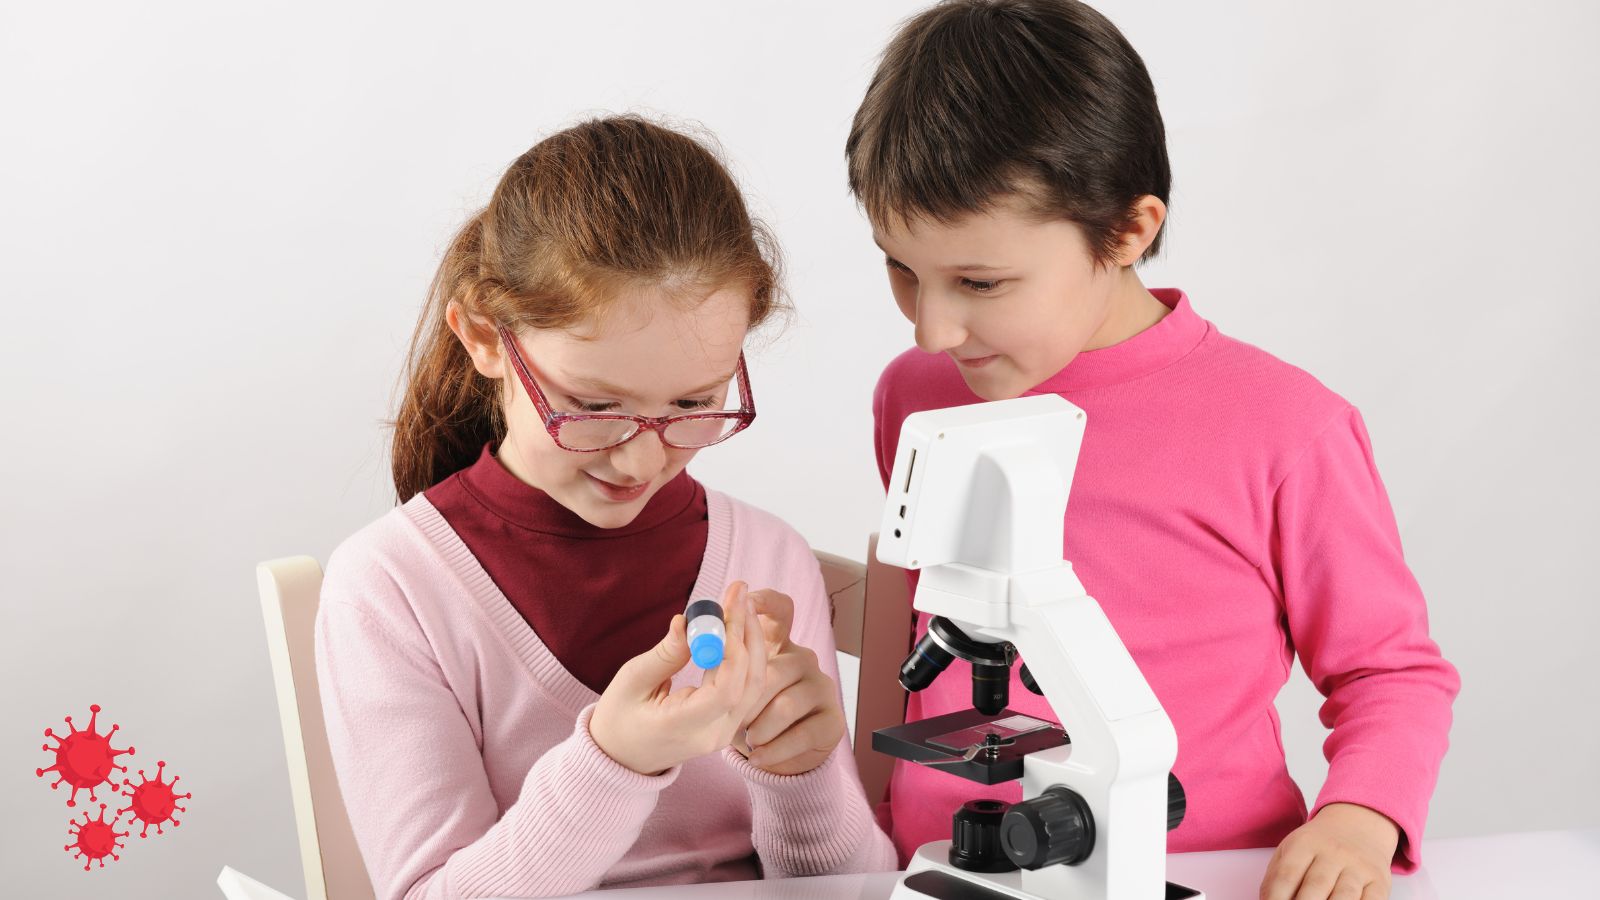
[748,589,795,655]
[748,712,837,769]
[744,678,826,747]
[737,590,767,718]
[612,614,691,701]
[704,582,747,686]
[745,653,807,727]
[722,580,748,648]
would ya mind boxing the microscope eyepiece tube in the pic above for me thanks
[685,598,725,669]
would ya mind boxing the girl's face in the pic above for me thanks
[464,282,752,530]
[873,195,1163,401]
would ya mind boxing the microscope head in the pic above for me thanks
[877,394,1086,575]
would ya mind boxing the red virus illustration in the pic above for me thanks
[64,803,128,871]
[118,760,190,838]
[37,704,135,807]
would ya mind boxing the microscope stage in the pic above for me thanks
[873,708,1070,785]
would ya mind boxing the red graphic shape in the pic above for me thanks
[65,803,128,871]
[37,704,135,807]
[118,760,190,837]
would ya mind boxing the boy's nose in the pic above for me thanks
[913,293,966,354]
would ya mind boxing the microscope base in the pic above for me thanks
[889,841,1203,900]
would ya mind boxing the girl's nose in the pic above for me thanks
[609,427,668,482]
[913,292,966,354]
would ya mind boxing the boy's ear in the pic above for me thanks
[445,302,506,379]
[1113,195,1169,267]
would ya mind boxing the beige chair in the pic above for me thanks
[811,534,913,810]
[256,539,911,900]
[258,557,376,900]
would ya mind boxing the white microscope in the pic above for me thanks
[873,394,1202,900]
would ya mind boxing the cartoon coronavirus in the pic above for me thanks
[65,803,128,871]
[37,704,135,808]
[119,760,190,838]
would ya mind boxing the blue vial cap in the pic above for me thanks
[690,633,724,669]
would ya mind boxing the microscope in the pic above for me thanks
[873,394,1202,900]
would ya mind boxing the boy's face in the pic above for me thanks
[873,198,1130,401]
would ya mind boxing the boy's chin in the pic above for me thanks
[957,366,1032,402]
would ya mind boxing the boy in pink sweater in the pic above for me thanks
[845,3,1460,900]
[316,117,894,900]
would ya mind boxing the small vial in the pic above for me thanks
[685,598,726,669]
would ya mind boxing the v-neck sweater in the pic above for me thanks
[315,489,896,899]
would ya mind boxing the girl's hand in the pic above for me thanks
[737,589,847,776]
[1260,802,1400,900]
[589,581,767,776]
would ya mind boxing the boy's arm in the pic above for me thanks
[1271,404,1462,872]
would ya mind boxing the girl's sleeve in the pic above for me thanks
[719,531,899,877]
[314,586,680,900]
[1270,405,1461,872]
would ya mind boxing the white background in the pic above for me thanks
[3,2,1597,898]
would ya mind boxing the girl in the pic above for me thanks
[315,116,895,900]
[845,3,1461,900]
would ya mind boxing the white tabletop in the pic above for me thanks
[549,828,1599,900]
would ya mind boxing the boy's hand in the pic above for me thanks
[1260,802,1399,900]
[737,589,846,776]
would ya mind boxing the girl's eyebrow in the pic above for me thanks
[566,371,733,398]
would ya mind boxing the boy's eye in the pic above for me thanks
[885,257,915,277]
[962,277,1001,293]
[675,397,719,411]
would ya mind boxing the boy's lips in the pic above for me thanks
[955,353,1000,369]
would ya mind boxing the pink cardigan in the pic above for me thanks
[315,489,896,899]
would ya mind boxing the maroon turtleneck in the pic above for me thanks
[424,444,709,694]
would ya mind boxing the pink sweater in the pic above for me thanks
[873,289,1459,872]
[315,489,896,900]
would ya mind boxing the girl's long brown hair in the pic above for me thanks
[391,116,783,502]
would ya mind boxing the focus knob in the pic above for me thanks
[950,799,1018,873]
[1168,771,1187,831]
[1000,786,1095,869]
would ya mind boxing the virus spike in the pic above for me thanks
[37,704,135,808]
[119,759,192,838]
[65,803,128,872]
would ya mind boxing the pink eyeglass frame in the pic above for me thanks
[496,325,756,453]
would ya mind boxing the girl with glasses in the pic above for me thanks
[315,116,895,900]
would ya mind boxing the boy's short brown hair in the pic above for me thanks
[846,0,1171,264]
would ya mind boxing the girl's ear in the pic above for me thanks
[1113,195,1169,267]
[446,302,506,379]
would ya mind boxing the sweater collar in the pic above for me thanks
[1026,288,1209,393]
[456,443,699,538]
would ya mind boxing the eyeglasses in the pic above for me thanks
[497,325,756,452]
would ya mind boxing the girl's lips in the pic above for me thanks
[586,472,649,502]
[955,354,999,369]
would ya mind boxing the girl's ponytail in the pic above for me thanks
[391,212,504,503]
